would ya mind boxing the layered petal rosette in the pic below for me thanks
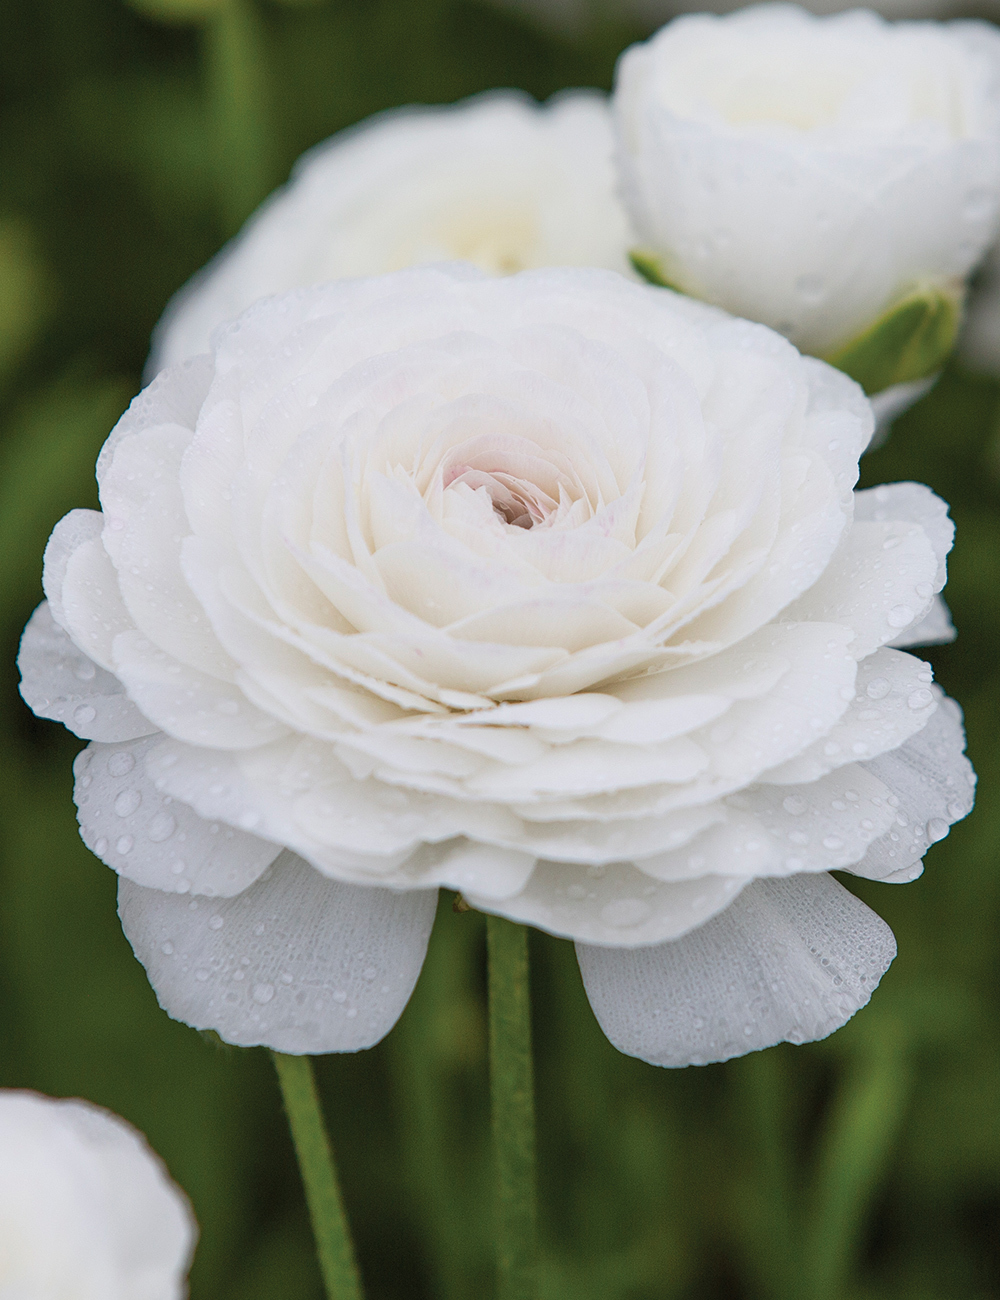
[20,266,974,1066]
[614,5,1000,395]
[0,1090,196,1299]
[151,90,634,372]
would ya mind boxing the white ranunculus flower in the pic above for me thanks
[613,4,1000,362]
[0,1089,196,1298]
[20,266,974,1067]
[150,91,634,374]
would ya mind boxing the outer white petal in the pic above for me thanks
[781,523,938,660]
[466,858,747,946]
[74,735,281,897]
[111,630,289,750]
[638,762,896,885]
[42,509,137,672]
[889,595,955,648]
[96,353,214,478]
[18,602,155,743]
[761,648,937,784]
[577,872,896,1067]
[0,1090,196,1300]
[853,482,953,590]
[41,508,103,631]
[118,852,437,1052]
[848,690,975,883]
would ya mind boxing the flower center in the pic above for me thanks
[444,464,557,528]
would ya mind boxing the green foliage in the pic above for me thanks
[826,283,962,395]
[0,3,998,1298]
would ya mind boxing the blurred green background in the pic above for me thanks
[1,1,999,1296]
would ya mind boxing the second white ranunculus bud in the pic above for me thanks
[614,4,1000,391]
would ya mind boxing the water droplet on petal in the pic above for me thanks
[600,899,650,928]
[253,983,275,1004]
[148,811,176,843]
[114,789,142,817]
[888,604,914,629]
[107,752,135,777]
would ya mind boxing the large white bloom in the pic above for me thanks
[613,4,1000,359]
[151,91,634,373]
[20,266,974,1067]
[0,1090,196,1299]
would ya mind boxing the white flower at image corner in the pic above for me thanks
[149,90,635,374]
[0,1089,196,1299]
[613,5,1000,383]
[18,265,975,1070]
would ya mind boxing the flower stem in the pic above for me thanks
[271,1052,364,1300]
[800,1036,912,1300]
[486,915,538,1300]
[203,0,274,234]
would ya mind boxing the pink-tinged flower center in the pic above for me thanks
[443,463,558,528]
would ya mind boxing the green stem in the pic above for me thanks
[487,915,538,1300]
[731,1052,797,1300]
[271,1052,364,1300]
[801,1039,912,1300]
[203,0,274,234]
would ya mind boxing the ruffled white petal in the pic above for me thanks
[18,603,155,743]
[577,871,896,1067]
[74,735,281,897]
[849,690,975,883]
[761,648,937,784]
[889,595,955,648]
[853,483,953,590]
[467,858,747,946]
[118,852,437,1052]
[111,630,289,750]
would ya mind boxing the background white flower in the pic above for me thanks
[20,265,974,1067]
[613,5,1000,359]
[150,90,635,373]
[0,1089,196,1299]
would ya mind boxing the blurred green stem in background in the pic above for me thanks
[733,1050,798,1300]
[487,915,538,1300]
[272,1051,364,1300]
[203,0,276,233]
[801,1032,913,1300]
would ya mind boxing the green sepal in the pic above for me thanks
[824,283,961,395]
[629,249,684,293]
